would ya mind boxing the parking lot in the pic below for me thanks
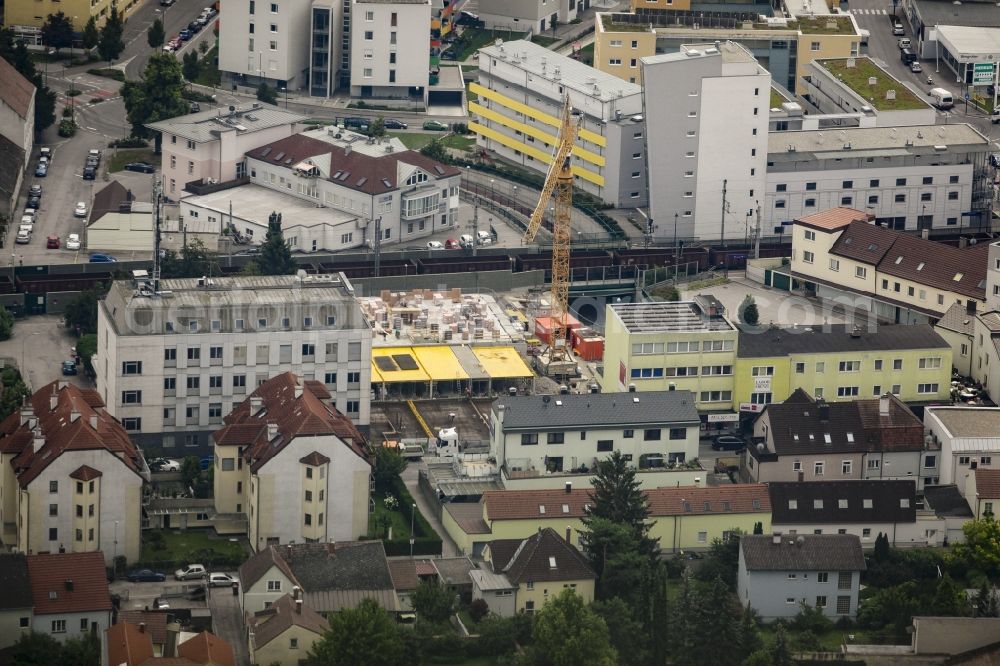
[0,315,87,392]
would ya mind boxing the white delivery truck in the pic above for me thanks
[928,88,954,109]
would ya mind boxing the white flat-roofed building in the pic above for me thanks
[934,26,1000,100]
[95,274,372,457]
[924,407,1000,491]
[766,124,993,233]
[477,0,577,33]
[470,39,646,207]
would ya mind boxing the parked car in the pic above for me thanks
[174,564,207,581]
[163,44,175,52]
[208,573,237,587]
[441,49,456,60]
[61,360,77,375]
[87,148,102,162]
[89,253,117,263]
[74,202,88,218]
[46,235,60,249]
[83,166,96,180]
[897,37,911,50]
[25,196,40,210]
[179,29,192,41]
[342,117,369,130]
[476,230,493,245]
[383,118,407,129]
[39,147,53,162]
[459,234,474,249]
[426,240,444,250]
[124,162,156,173]
[160,0,175,6]
[712,434,746,451]
[444,238,460,249]
[34,163,47,177]
[189,101,201,112]
[65,233,81,250]
[910,61,923,73]
[149,457,181,472]
[127,568,167,583]
[21,214,35,228]
[151,598,170,610]
[29,184,42,197]
[15,229,31,244]
[423,120,449,131]
[188,20,202,32]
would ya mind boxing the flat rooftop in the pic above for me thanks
[936,25,1000,54]
[478,39,642,103]
[927,407,1000,440]
[737,324,948,358]
[910,0,1000,29]
[642,40,759,66]
[600,11,856,35]
[182,183,357,229]
[145,103,308,143]
[815,58,927,111]
[495,391,701,430]
[297,125,408,158]
[768,123,989,158]
[609,301,736,333]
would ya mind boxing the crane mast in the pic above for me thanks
[523,97,579,362]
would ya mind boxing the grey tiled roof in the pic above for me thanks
[769,480,917,524]
[923,484,974,518]
[737,324,948,358]
[0,553,31,610]
[741,534,866,571]
[494,391,700,430]
[284,541,394,592]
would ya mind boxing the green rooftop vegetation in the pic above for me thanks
[792,15,857,35]
[820,58,926,111]
[604,21,653,32]
[770,87,788,108]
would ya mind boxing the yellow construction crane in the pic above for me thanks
[523,97,580,362]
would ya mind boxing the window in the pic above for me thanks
[697,531,708,543]
[123,417,141,431]
[895,194,906,203]
[896,178,907,187]
[803,250,815,264]
[919,357,941,369]
[818,572,829,583]
[918,383,939,394]
[669,428,687,440]
[51,620,66,633]
[290,637,299,649]
[803,229,816,241]
[795,363,806,374]
[830,258,840,271]
[122,390,142,404]
[644,429,661,441]
[924,455,937,468]
[814,462,825,476]
[267,580,281,591]
[837,386,859,397]
[210,346,223,360]
[122,361,142,375]
[838,572,853,590]
[816,596,827,608]
[842,460,852,475]
[187,377,200,390]
[597,440,613,453]
[623,429,634,438]
[810,41,820,50]
[48,528,58,541]
[837,596,851,614]
[806,182,817,191]
[547,433,564,444]
[839,361,860,372]
[188,347,200,361]
[521,434,538,446]
[805,198,816,208]
[752,366,775,377]
[855,266,867,279]
[893,359,903,370]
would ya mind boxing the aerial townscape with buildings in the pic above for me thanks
[2,0,1000,663]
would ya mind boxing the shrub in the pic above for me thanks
[795,630,821,652]
[109,136,149,148]
[65,88,82,97]
[792,602,833,635]
[62,107,74,118]
[469,599,489,622]
[58,119,76,137]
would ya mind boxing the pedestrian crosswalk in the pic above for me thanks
[847,8,889,14]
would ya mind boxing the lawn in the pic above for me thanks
[442,134,476,151]
[819,58,925,111]
[531,35,559,47]
[369,492,412,540]
[770,89,786,109]
[455,28,528,61]
[193,45,222,87]
[578,43,595,67]
[108,148,157,173]
[140,529,246,567]
[388,133,476,152]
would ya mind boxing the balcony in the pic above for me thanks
[184,175,250,197]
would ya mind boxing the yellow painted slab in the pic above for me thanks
[468,102,606,167]
[469,122,605,186]
[371,347,431,383]
[472,346,534,379]
[468,83,607,147]
[413,346,470,381]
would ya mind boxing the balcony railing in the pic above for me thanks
[184,175,250,197]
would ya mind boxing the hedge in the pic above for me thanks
[380,476,443,556]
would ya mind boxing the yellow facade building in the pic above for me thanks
[5,0,145,37]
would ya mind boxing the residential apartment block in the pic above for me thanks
[96,273,372,455]
[924,407,1000,490]
[0,381,147,565]
[745,390,940,489]
[0,57,34,221]
[219,0,315,90]
[146,104,307,201]
[786,208,988,324]
[641,42,770,242]
[212,372,371,550]
[477,0,577,32]
[738,534,866,620]
[470,40,646,207]
[5,0,143,37]
[349,0,431,103]
[599,298,739,413]
[491,391,701,481]
[734,324,952,408]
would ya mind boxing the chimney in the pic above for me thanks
[58,380,69,390]
[250,395,263,415]
[286,544,293,560]
[139,622,146,633]
[293,585,301,600]
[772,533,782,545]
[19,406,34,427]
[879,394,890,416]
[817,399,829,424]
[497,404,505,424]
[32,428,44,454]
[564,481,572,494]
[959,236,968,249]
[966,300,977,315]
[89,415,98,429]
[267,422,279,440]
[64,579,73,591]
[164,622,181,657]
[850,325,862,338]
[70,410,81,423]
[295,598,303,614]
[294,384,303,399]
[565,526,572,544]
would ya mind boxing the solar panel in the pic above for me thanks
[374,357,398,371]
[392,354,418,370]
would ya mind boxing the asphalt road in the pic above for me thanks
[0,315,88,393]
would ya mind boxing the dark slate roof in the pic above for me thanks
[769,480,917,524]
[488,528,595,584]
[0,553,32,610]
[878,233,989,300]
[923,484,974,518]
[829,220,894,265]
[911,0,1000,28]
[936,302,976,337]
[759,394,869,455]
[88,180,131,225]
[494,391,700,430]
[737,324,948,358]
[283,542,394,592]
[740,534,866,572]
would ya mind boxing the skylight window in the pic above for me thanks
[954,273,964,281]
[895,256,903,264]
[916,262,925,271]
[868,243,878,251]
[539,505,546,514]
[562,504,570,514]
[846,432,854,442]
[549,557,557,568]
[824,433,832,444]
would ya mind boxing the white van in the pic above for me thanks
[459,234,474,249]
[929,87,954,109]
[991,108,999,124]
[476,230,493,245]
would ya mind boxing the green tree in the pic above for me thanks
[526,589,617,666]
[182,51,200,81]
[121,52,188,139]
[60,633,100,666]
[770,625,794,666]
[63,284,107,336]
[254,212,297,275]
[372,446,407,494]
[741,295,759,326]
[419,139,450,164]
[160,240,218,279]
[753,521,764,535]
[0,29,57,132]
[97,2,125,62]
[41,12,74,53]
[8,632,63,666]
[476,613,530,657]
[873,532,891,562]
[180,455,201,489]
[592,597,649,666]
[676,576,741,666]
[308,598,404,666]
[0,368,30,422]
[370,116,386,138]
[694,529,744,589]
[952,516,1000,581]
[77,333,97,375]
[147,17,165,48]
[0,308,13,341]
[256,82,278,104]
[410,580,455,624]
[82,17,100,50]
[739,605,764,662]
[198,40,209,55]
[974,583,999,618]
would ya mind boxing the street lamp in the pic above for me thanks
[490,178,495,210]
[409,503,416,557]
[113,520,120,574]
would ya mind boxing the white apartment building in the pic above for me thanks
[213,372,371,550]
[95,274,372,456]
[642,42,771,242]
[765,124,993,233]
[490,391,702,476]
[219,0,314,90]
[146,104,307,201]
[471,40,646,207]
[0,381,148,565]
[477,0,577,32]
[309,0,349,97]
[236,127,461,249]
[924,406,1000,491]
[349,0,431,103]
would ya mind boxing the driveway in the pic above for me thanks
[0,315,86,392]
[207,584,250,666]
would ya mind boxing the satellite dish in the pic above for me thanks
[229,105,236,112]
[756,443,765,453]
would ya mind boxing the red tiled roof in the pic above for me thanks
[214,372,368,473]
[387,559,419,591]
[299,451,331,466]
[27,552,112,615]
[106,620,155,666]
[976,469,1000,499]
[0,56,35,121]
[483,484,770,521]
[118,610,169,645]
[2,380,144,488]
[177,631,236,666]
[70,465,103,481]
[245,134,461,196]
[796,207,872,231]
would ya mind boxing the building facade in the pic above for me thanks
[349,0,431,103]
[641,42,770,242]
[470,39,646,207]
[0,57,34,220]
[95,274,372,456]
[26,552,113,642]
[219,0,314,90]
[477,0,577,32]
[4,0,143,36]
[924,407,1000,490]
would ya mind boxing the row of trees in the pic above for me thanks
[0,29,57,132]
[39,7,124,61]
